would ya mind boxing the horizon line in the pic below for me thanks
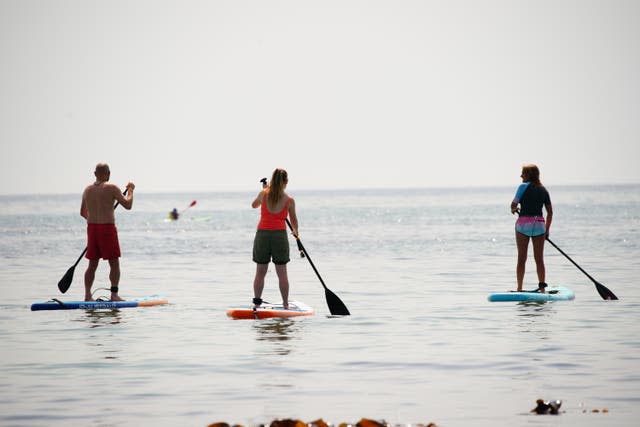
[2,181,638,198]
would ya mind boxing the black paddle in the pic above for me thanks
[57,189,127,294]
[286,218,350,315]
[546,237,618,300]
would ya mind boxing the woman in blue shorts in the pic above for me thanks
[510,164,553,292]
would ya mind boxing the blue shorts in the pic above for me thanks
[516,216,546,237]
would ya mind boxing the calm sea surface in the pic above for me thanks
[1,185,639,427]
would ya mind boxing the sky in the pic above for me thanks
[1,0,638,195]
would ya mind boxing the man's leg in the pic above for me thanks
[84,259,99,301]
[108,258,124,301]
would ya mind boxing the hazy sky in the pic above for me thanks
[1,0,638,195]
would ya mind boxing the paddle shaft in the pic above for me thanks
[546,237,618,300]
[180,200,197,214]
[71,247,88,269]
[284,218,351,315]
[546,238,596,282]
[286,218,327,290]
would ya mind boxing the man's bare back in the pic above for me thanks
[82,183,123,224]
[81,165,134,223]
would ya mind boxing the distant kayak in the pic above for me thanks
[163,216,213,223]
[488,286,575,302]
[31,295,168,311]
[226,300,314,319]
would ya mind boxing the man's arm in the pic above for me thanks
[114,183,135,210]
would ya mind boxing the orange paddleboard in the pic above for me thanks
[226,301,314,320]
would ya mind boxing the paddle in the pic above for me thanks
[546,237,618,300]
[182,199,197,213]
[285,218,350,315]
[57,189,127,294]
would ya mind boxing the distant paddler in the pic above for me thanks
[168,200,197,220]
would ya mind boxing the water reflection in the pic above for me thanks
[516,301,556,316]
[77,309,123,328]
[75,310,124,360]
[253,318,300,356]
[515,302,556,337]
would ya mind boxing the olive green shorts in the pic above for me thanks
[252,229,290,265]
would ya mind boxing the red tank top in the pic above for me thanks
[257,196,290,230]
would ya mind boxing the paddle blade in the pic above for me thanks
[57,266,75,294]
[325,287,350,315]
[595,281,618,300]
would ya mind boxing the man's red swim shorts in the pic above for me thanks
[86,223,121,260]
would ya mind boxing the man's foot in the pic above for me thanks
[109,286,124,301]
[252,297,263,308]
[84,296,95,302]
[283,302,289,310]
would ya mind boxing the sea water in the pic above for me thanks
[0,185,638,427]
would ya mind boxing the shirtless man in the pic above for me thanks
[80,163,135,301]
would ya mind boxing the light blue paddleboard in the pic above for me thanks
[488,286,575,302]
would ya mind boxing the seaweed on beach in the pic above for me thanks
[207,418,439,427]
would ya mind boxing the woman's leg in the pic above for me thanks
[274,264,289,309]
[253,263,268,303]
[515,232,530,291]
[532,234,546,290]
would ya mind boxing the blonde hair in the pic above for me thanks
[522,164,542,186]
[267,168,288,207]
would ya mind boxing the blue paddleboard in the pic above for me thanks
[487,286,575,302]
[31,295,168,311]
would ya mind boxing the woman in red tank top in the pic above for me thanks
[251,168,299,309]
